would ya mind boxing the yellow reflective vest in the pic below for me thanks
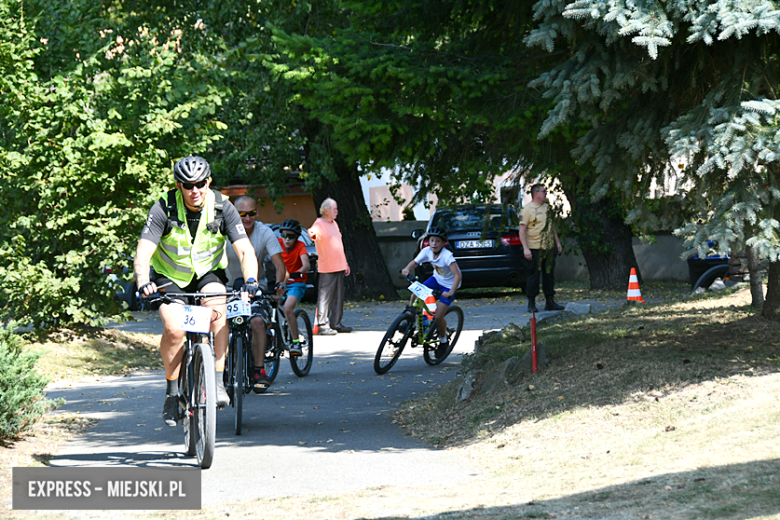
[151,189,228,286]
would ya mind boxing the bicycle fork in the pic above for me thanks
[179,332,215,420]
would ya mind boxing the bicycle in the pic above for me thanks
[224,294,253,435]
[252,292,315,382]
[146,290,231,468]
[374,275,464,374]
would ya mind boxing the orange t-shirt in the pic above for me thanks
[278,237,308,284]
[308,218,348,273]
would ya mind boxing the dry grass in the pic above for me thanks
[0,414,97,514]
[387,286,780,519]
[23,327,162,386]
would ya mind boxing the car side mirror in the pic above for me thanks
[411,229,424,240]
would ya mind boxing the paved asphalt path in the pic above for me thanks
[45,295,623,506]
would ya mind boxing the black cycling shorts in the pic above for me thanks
[153,269,228,295]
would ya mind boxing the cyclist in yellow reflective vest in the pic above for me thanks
[134,156,259,426]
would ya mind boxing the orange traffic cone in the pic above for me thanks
[626,268,645,303]
[313,308,319,335]
[424,294,437,312]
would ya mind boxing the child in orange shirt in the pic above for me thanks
[278,220,311,356]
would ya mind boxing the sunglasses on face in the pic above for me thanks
[238,210,257,218]
[281,232,298,240]
[181,179,208,190]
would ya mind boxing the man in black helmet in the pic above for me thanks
[134,155,260,427]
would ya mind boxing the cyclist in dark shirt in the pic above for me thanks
[134,156,259,426]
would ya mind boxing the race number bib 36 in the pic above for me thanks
[178,305,212,333]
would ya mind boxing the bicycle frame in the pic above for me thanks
[405,280,441,348]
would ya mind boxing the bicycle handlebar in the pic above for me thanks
[143,290,242,306]
[401,273,442,298]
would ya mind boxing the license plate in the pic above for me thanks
[456,240,493,249]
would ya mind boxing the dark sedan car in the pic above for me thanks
[412,204,527,291]
[266,223,318,302]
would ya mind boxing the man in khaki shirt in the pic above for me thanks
[518,184,564,312]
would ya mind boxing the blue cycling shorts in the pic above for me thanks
[285,282,306,302]
[423,277,456,306]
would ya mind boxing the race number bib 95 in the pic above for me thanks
[226,300,251,319]
[179,305,212,333]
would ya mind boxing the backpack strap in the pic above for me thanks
[205,190,226,235]
[160,189,183,236]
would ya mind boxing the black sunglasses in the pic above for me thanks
[238,210,257,218]
[181,179,208,190]
[281,232,298,239]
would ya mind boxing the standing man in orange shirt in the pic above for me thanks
[308,198,352,335]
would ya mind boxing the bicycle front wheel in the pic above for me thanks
[374,311,414,374]
[290,309,313,377]
[233,334,245,435]
[423,305,464,366]
[193,342,217,468]
[264,323,282,383]
[179,349,196,457]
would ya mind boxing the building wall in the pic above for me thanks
[373,221,427,285]
[555,234,689,282]
[219,185,318,226]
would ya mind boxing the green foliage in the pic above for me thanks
[527,0,780,259]
[0,2,225,328]
[0,324,62,440]
[271,1,551,205]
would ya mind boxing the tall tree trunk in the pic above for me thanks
[301,118,398,300]
[762,261,780,319]
[563,188,641,290]
[746,245,764,308]
[761,165,780,319]
[309,157,399,300]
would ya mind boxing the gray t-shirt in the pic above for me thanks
[226,222,283,290]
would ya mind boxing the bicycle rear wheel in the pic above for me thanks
[290,309,313,377]
[423,305,463,365]
[233,334,245,435]
[264,322,282,383]
[374,311,414,374]
[193,342,217,468]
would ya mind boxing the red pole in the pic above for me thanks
[531,311,537,374]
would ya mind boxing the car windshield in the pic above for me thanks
[431,206,518,232]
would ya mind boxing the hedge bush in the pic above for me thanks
[0,324,62,440]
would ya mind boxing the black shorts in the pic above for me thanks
[153,269,228,295]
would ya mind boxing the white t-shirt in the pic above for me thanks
[414,247,460,289]
[226,222,283,290]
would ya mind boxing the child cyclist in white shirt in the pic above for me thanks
[400,227,462,358]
